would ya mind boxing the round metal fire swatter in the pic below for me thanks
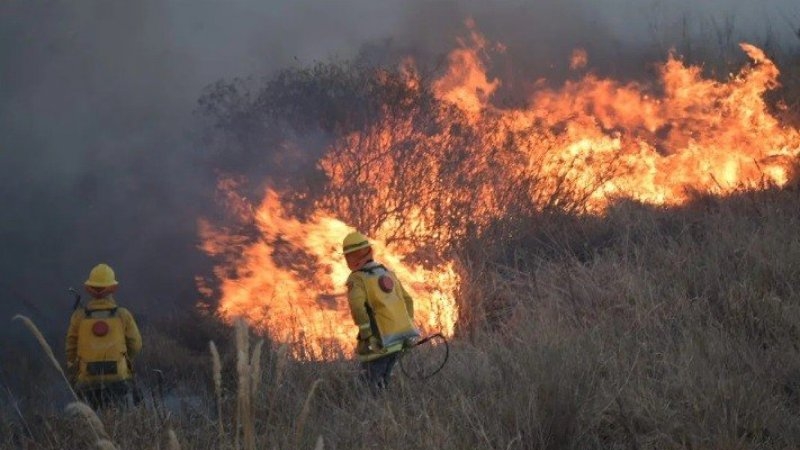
[399,333,449,380]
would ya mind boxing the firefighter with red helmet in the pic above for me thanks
[65,263,142,409]
[343,232,419,390]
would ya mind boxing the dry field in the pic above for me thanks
[4,187,800,450]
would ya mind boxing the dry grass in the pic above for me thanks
[209,340,224,439]
[13,315,79,401]
[94,439,119,450]
[166,428,181,450]
[250,339,264,398]
[64,402,119,449]
[6,189,800,449]
[294,379,322,449]
[234,318,255,450]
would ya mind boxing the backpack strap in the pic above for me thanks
[357,265,388,340]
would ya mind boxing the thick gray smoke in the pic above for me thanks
[0,0,797,343]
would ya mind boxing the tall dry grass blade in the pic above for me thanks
[235,318,255,450]
[94,439,119,450]
[266,343,289,420]
[65,401,108,441]
[166,428,181,450]
[274,344,288,389]
[2,381,35,441]
[313,435,324,450]
[13,314,79,400]
[294,379,322,449]
[250,339,264,398]
[209,340,224,439]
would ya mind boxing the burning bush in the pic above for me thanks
[196,27,800,357]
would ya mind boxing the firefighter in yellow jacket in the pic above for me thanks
[343,232,419,389]
[65,263,142,409]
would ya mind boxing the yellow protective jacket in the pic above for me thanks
[347,261,419,362]
[65,296,142,385]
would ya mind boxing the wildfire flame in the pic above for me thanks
[430,32,798,209]
[199,186,458,359]
[200,25,799,359]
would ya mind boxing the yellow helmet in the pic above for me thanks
[342,231,371,255]
[85,263,119,288]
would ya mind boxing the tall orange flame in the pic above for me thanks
[199,186,458,360]
[431,37,797,208]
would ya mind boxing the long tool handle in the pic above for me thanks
[68,287,82,311]
[414,332,444,347]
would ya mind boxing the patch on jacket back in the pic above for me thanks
[378,275,394,293]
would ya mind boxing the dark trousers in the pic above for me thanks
[77,380,134,410]
[360,352,400,391]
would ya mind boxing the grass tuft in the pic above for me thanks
[166,428,181,450]
[294,379,322,449]
[64,402,110,444]
[235,318,255,450]
[209,340,223,439]
[250,338,264,398]
[93,439,119,450]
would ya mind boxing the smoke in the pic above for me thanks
[0,0,797,335]
[594,0,799,48]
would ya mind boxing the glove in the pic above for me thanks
[356,335,381,355]
[402,336,419,349]
[358,327,372,341]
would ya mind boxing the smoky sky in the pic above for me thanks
[0,0,798,337]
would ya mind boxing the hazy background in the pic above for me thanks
[1,0,797,335]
